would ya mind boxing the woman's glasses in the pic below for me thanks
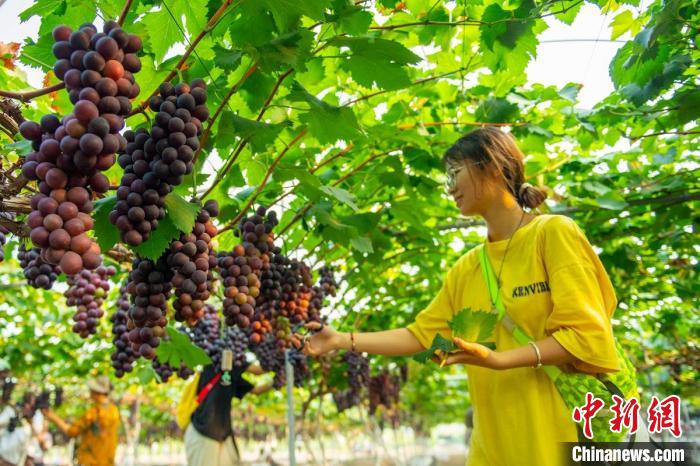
[445,164,465,191]
[445,160,485,191]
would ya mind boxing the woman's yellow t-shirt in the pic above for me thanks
[407,214,620,466]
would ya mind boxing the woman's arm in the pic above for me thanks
[304,325,424,357]
[442,335,579,370]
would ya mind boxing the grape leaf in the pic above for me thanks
[259,0,331,32]
[164,193,200,234]
[350,236,373,253]
[19,0,63,22]
[212,46,242,71]
[92,196,119,252]
[217,112,289,153]
[136,365,156,385]
[131,215,180,261]
[288,81,364,144]
[319,186,359,211]
[331,37,421,90]
[412,334,455,364]
[156,327,211,370]
[448,308,498,343]
[142,7,183,64]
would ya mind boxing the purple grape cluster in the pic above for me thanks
[65,266,116,338]
[343,351,370,393]
[125,257,173,359]
[0,226,8,262]
[333,389,361,413]
[110,285,138,377]
[152,357,193,383]
[110,80,208,246]
[18,244,60,290]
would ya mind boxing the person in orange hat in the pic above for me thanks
[42,376,120,466]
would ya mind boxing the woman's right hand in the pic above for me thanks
[302,322,344,356]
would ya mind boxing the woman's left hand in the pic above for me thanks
[431,337,508,370]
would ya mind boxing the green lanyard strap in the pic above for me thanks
[479,245,561,380]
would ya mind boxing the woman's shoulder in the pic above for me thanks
[533,214,585,238]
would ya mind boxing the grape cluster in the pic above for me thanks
[35,391,51,411]
[0,226,8,262]
[272,349,309,389]
[218,206,278,341]
[333,389,361,413]
[54,387,64,407]
[251,334,307,388]
[368,370,401,415]
[65,266,115,338]
[186,306,249,371]
[18,244,60,290]
[125,257,173,359]
[332,351,369,413]
[187,304,221,353]
[110,285,138,377]
[21,21,143,273]
[152,357,193,383]
[251,333,281,373]
[343,351,370,393]
[318,266,338,297]
[23,180,99,275]
[168,200,218,324]
[111,80,208,246]
[219,326,249,370]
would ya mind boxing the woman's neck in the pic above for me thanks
[482,198,530,242]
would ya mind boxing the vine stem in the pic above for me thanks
[117,0,134,25]
[0,83,65,103]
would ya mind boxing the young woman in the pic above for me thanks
[304,127,622,466]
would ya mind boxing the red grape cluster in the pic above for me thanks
[368,370,401,415]
[110,80,208,246]
[110,285,138,377]
[51,21,141,106]
[20,21,143,274]
[65,265,116,338]
[125,256,173,359]
[18,244,60,290]
[218,206,279,341]
[168,200,218,324]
